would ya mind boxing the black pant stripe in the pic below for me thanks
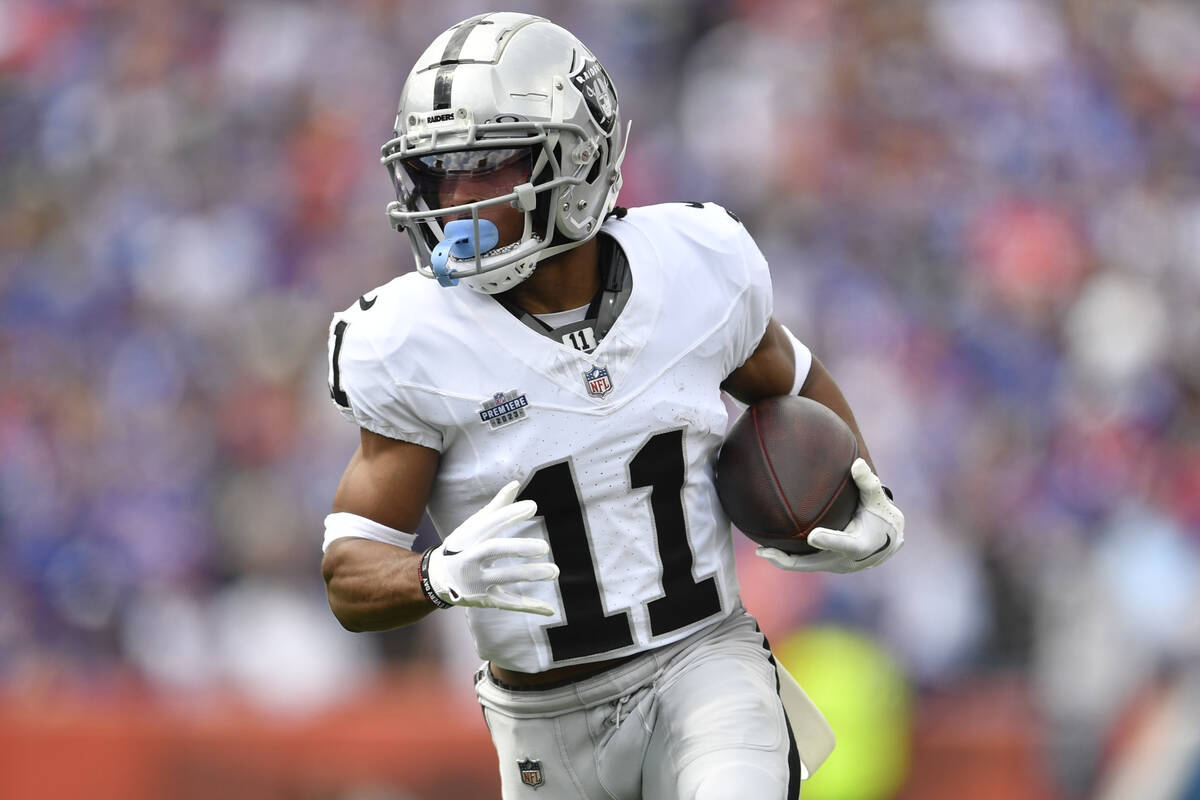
[782,705,803,799]
[759,624,803,799]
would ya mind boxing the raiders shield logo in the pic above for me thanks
[583,365,613,398]
[570,58,617,134]
[517,758,544,788]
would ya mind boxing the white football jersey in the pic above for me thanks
[328,202,775,672]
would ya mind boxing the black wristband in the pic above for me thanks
[418,548,453,609]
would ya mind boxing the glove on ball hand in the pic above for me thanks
[757,458,904,574]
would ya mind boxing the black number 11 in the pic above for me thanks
[518,429,722,662]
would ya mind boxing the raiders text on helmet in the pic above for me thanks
[381,12,629,293]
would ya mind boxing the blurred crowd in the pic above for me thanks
[2,0,1199,797]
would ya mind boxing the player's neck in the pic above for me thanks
[498,237,600,314]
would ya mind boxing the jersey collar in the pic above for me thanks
[450,217,661,402]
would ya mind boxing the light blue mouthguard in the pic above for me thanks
[429,219,500,287]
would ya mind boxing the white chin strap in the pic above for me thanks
[461,257,540,294]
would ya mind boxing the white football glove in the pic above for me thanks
[420,481,560,615]
[757,458,904,574]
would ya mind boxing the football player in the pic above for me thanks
[321,12,904,799]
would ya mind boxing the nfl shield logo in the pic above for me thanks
[517,758,544,788]
[583,365,613,398]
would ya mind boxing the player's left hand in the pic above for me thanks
[756,458,904,574]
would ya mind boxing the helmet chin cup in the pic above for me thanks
[430,219,500,287]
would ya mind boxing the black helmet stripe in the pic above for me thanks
[431,67,454,110]
[433,13,494,110]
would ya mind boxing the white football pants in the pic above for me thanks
[474,607,803,799]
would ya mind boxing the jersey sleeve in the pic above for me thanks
[326,309,444,450]
[723,211,774,376]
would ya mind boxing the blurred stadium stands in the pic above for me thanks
[2,0,1199,797]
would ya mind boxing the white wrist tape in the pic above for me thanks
[782,324,812,395]
[322,512,417,553]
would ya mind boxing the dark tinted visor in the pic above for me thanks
[401,147,534,210]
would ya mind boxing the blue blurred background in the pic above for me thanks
[2,1,1199,798]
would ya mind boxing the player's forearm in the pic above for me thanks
[798,357,875,471]
[321,539,435,631]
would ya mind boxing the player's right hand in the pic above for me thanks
[756,458,904,574]
[423,481,559,615]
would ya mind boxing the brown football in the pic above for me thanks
[716,396,860,555]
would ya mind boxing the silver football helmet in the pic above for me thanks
[381,13,629,294]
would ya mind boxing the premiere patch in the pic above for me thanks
[479,389,529,430]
